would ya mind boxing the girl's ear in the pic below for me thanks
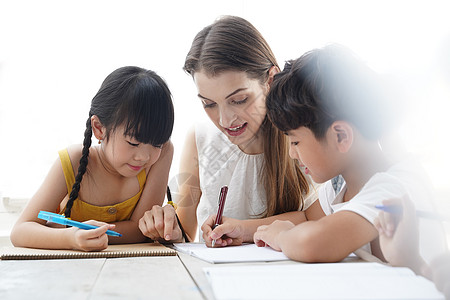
[329,121,353,153]
[91,115,106,141]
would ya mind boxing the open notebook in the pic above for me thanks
[173,243,289,263]
[204,262,444,300]
[0,242,176,260]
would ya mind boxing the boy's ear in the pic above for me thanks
[91,115,106,141]
[330,121,353,153]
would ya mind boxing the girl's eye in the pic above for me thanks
[153,144,163,149]
[128,141,139,147]
[233,97,248,105]
[291,141,299,146]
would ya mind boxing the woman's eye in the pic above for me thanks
[291,141,299,146]
[233,97,248,105]
[128,141,139,147]
[203,102,216,109]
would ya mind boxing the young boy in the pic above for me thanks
[253,44,446,263]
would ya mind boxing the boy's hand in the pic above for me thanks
[71,220,112,251]
[374,196,423,272]
[253,220,295,251]
[201,215,244,247]
[139,205,183,242]
[429,253,450,299]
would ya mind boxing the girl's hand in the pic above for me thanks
[139,205,183,242]
[201,215,245,247]
[253,220,295,251]
[71,220,113,251]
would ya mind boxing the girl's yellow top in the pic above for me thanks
[57,149,146,222]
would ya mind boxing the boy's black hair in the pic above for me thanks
[266,44,393,140]
[65,66,174,218]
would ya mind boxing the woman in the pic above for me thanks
[139,16,321,246]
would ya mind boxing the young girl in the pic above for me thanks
[11,66,174,251]
[139,16,320,245]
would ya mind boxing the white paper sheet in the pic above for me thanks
[173,243,289,263]
[203,262,444,300]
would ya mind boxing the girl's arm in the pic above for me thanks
[10,150,113,251]
[114,140,174,244]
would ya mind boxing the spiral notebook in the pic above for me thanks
[0,242,176,260]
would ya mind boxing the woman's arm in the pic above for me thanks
[202,196,324,247]
[174,127,202,241]
[202,210,308,247]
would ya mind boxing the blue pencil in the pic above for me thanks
[38,211,122,237]
[375,205,450,222]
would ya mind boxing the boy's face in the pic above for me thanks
[286,126,339,183]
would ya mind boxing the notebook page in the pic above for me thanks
[173,243,289,263]
[204,263,444,300]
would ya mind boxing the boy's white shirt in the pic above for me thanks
[318,155,448,263]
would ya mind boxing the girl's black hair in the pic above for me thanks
[64,66,174,217]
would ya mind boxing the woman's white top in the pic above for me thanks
[195,122,319,240]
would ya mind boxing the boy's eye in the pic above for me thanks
[153,144,163,149]
[128,141,139,147]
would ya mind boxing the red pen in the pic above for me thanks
[212,186,228,247]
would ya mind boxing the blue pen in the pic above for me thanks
[38,211,122,237]
[375,205,450,222]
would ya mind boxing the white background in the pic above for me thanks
[0,0,449,219]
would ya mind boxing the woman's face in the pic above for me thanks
[193,70,267,154]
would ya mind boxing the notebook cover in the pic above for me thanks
[0,242,176,260]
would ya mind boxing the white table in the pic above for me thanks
[0,255,203,299]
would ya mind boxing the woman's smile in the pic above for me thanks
[224,123,248,136]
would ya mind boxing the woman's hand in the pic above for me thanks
[139,205,183,242]
[201,215,245,247]
[71,220,113,251]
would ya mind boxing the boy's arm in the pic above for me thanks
[255,210,378,262]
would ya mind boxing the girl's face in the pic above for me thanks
[102,127,162,177]
[193,70,268,154]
